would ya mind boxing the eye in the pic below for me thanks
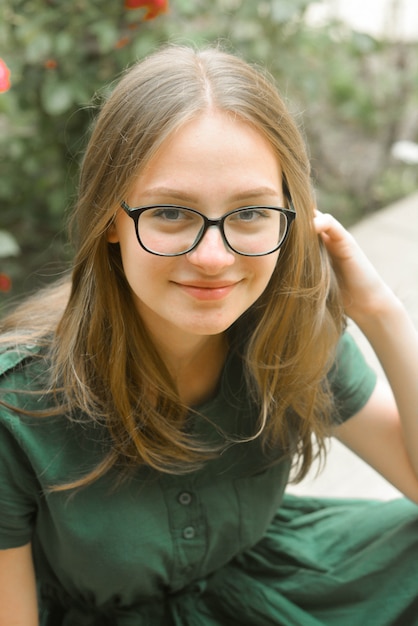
[150,207,191,221]
[233,208,270,222]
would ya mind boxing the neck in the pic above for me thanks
[152,332,229,406]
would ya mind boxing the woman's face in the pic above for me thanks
[108,111,285,347]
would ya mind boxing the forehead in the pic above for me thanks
[128,111,283,205]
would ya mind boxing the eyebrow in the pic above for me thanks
[135,186,283,205]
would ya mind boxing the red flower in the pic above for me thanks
[114,36,131,49]
[44,59,58,70]
[124,0,168,20]
[0,59,11,93]
[0,273,12,292]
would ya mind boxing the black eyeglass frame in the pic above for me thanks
[120,201,296,257]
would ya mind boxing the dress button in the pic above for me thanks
[178,491,192,505]
[183,526,196,540]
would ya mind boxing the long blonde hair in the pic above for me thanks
[1,44,344,488]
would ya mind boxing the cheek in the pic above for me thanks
[115,217,145,270]
[255,253,280,291]
[119,244,173,298]
[116,234,147,290]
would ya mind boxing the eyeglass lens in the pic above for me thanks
[137,206,289,255]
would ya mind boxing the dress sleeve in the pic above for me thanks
[0,349,39,549]
[328,332,377,424]
[0,419,37,548]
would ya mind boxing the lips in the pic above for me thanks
[179,281,237,289]
[174,280,239,301]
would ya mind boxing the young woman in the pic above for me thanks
[0,44,417,626]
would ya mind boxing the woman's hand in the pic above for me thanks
[314,211,394,327]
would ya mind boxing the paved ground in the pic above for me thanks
[286,191,418,500]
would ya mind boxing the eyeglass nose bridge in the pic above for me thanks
[189,214,232,254]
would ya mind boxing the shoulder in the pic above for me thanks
[331,332,373,382]
[0,341,48,396]
[0,341,104,490]
[0,341,53,433]
[0,344,53,503]
[0,342,42,378]
[328,331,377,422]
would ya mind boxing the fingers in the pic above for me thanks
[313,211,346,240]
[313,211,361,266]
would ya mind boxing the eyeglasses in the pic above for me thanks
[120,202,296,257]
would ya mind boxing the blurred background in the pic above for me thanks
[1,0,417,310]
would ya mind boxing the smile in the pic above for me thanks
[174,281,238,301]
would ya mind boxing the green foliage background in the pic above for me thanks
[1,0,418,307]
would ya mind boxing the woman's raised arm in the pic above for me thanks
[315,211,418,502]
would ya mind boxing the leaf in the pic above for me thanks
[270,0,312,23]
[40,79,74,116]
[89,21,120,53]
[55,31,74,56]
[25,32,53,64]
[0,230,20,257]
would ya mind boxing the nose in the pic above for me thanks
[186,225,235,272]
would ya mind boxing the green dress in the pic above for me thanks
[0,334,417,625]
